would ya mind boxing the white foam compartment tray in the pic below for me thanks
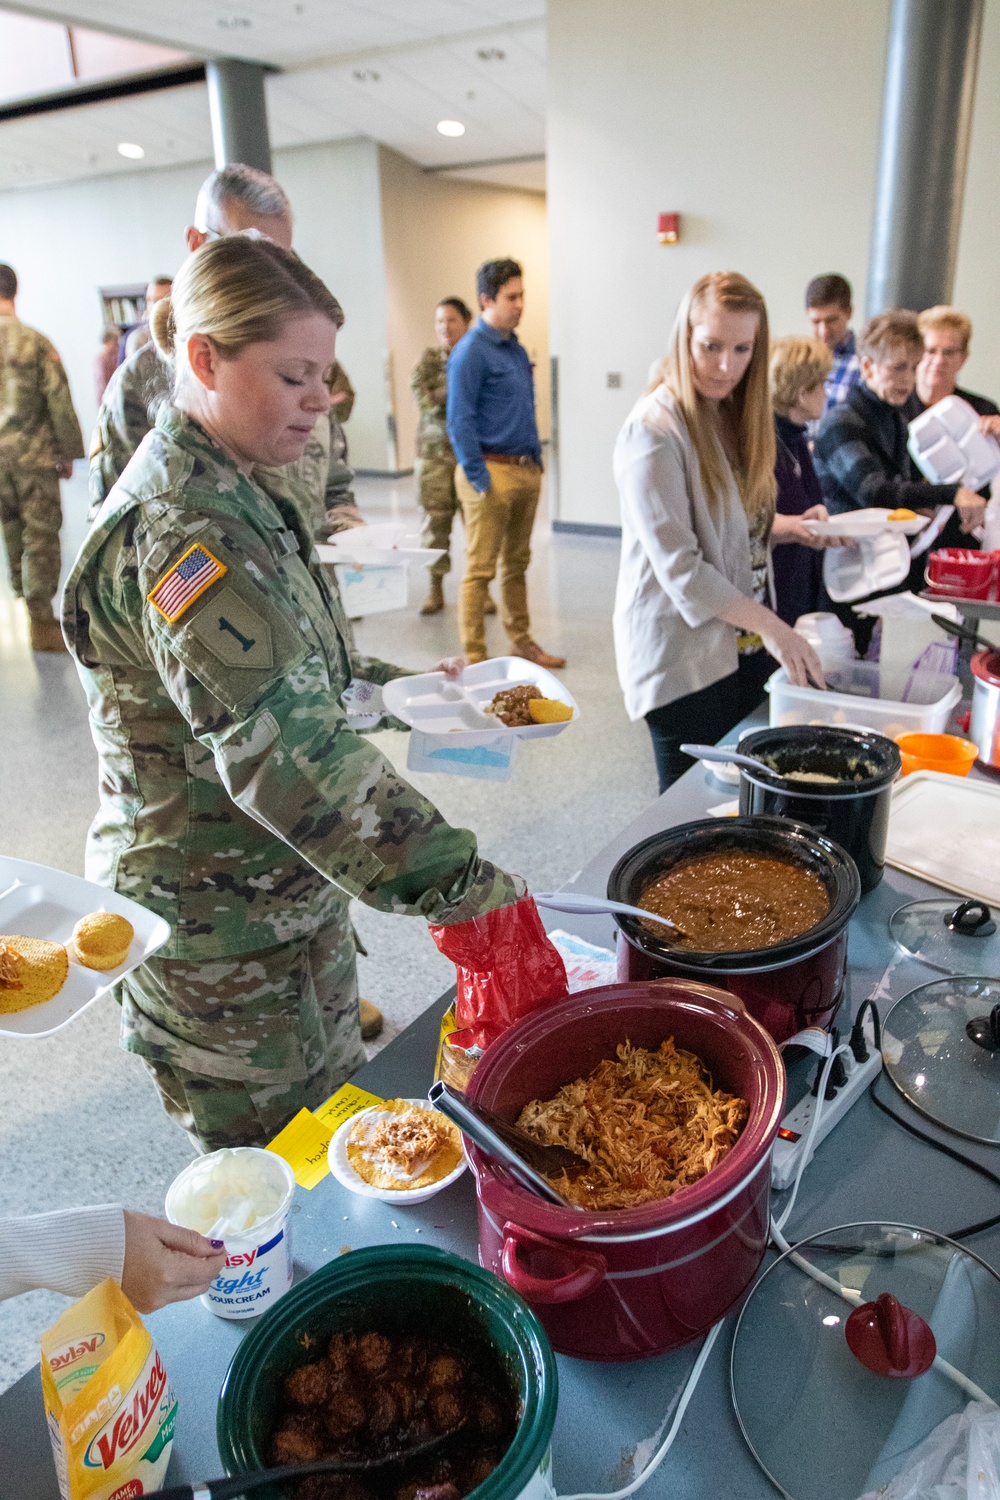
[383,657,579,743]
[804,508,930,538]
[0,856,170,1038]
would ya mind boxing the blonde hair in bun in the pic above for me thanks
[150,295,176,357]
[162,234,344,391]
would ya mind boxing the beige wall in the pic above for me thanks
[378,146,549,472]
[548,0,1000,528]
[0,137,392,470]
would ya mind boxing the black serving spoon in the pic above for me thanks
[931,613,996,654]
[428,1080,588,1207]
[143,1424,465,1500]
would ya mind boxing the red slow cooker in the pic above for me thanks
[465,980,785,1362]
[608,817,861,1043]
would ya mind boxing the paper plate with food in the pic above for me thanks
[0,856,170,1038]
[382,656,579,742]
[328,1097,466,1204]
[803,507,930,538]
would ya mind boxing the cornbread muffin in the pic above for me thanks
[0,936,69,1013]
[72,911,134,971]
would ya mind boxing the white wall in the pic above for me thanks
[548,0,1000,528]
[378,146,549,471]
[0,137,393,469]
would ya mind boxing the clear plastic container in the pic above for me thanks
[767,661,962,739]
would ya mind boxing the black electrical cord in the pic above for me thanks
[869,1072,1000,1241]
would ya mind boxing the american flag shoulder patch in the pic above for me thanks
[147,543,227,623]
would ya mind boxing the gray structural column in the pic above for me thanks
[866,0,984,316]
[206,59,272,173]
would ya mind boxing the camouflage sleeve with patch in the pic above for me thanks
[135,520,518,923]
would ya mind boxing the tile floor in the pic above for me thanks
[0,468,655,1390]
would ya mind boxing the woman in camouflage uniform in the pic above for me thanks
[410,297,476,616]
[63,238,522,1151]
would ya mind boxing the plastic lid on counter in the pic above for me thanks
[731,1222,1000,1500]
[881,976,1000,1145]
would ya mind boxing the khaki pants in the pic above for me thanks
[455,459,542,661]
[0,467,62,620]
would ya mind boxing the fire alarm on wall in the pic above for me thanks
[657,212,680,244]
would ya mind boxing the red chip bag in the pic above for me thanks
[429,895,568,1051]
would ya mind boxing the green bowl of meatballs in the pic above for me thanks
[217,1244,559,1500]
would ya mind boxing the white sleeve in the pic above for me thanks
[0,1207,126,1300]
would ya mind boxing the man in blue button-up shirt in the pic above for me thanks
[447,259,565,667]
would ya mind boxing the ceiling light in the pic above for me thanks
[217,14,252,29]
[437,120,466,137]
[117,142,145,160]
[476,47,506,61]
[352,68,380,82]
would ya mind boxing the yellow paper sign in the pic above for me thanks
[267,1108,335,1189]
[313,1081,384,1132]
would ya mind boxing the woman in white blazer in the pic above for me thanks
[614,272,824,791]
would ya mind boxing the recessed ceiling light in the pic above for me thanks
[117,142,145,159]
[437,120,465,137]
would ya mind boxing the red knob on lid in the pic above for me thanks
[845,1292,936,1378]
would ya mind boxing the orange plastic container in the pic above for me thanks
[895,732,978,777]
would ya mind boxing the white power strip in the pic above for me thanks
[771,1047,883,1190]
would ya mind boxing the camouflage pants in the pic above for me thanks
[415,457,459,576]
[119,906,365,1152]
[0,467,62,620]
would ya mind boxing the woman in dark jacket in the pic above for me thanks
[769,336,837,625]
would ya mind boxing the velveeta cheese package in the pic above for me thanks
[40,1279,177,1500]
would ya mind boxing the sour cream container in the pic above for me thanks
[165,1147,296,1320]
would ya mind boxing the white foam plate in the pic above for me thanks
[328,1098,466,1205]
[804,508,930,538]
[886,771,1000,905]
[383,657,579,742]
[0,857,170,1038]
[316,526,445,569]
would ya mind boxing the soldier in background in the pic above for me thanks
[0,263,84,652]
[411,297,494,617]
[89,164,360,538]
[64,237,523,1151]
[124,275,173,359]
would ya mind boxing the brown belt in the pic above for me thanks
[483,452,539,468]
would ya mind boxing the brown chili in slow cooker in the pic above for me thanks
[639,851,829,952]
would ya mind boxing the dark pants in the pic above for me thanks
[645,651,777,794]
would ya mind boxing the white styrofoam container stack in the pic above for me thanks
[908,394,1000,490]
[767,661,962,740]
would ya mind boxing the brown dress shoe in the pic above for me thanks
[29,618,67,653]
[359,998,384,1040]
[420,576,445,615]
[484,594,497,615]
[515,640,566,670]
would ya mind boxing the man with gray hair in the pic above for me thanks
[89,164,359,538]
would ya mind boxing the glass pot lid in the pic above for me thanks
[889,897,1000,977]
[731,1223,1000,1500]
[882,977,1000,1144]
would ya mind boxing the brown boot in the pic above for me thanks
[515,640,566,670]
[420,576,445,615]
[29,617,67,653]
[484,594,497,615]
[359,998,384,1041]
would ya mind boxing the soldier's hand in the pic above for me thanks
[55,460,74,479]
[433,656,466,678]
[120,1210,227,1312]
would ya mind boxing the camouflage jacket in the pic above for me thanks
[411,346,454,462]
[88,343,355,533]
[0,315,85,470]
[64,407,518,960]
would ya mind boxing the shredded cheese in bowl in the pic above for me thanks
[516,1040,748,1211]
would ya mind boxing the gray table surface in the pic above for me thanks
[3,723,999,1500]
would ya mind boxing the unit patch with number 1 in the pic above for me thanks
[188,586,273,668]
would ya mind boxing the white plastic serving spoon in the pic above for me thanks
[680,743,774,776]
[533,890,687,939]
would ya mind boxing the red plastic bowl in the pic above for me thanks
[926,548,997,600]
[466,980,785,1361]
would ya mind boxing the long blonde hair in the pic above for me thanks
[653,271,776,520]
[151,234,344,388]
